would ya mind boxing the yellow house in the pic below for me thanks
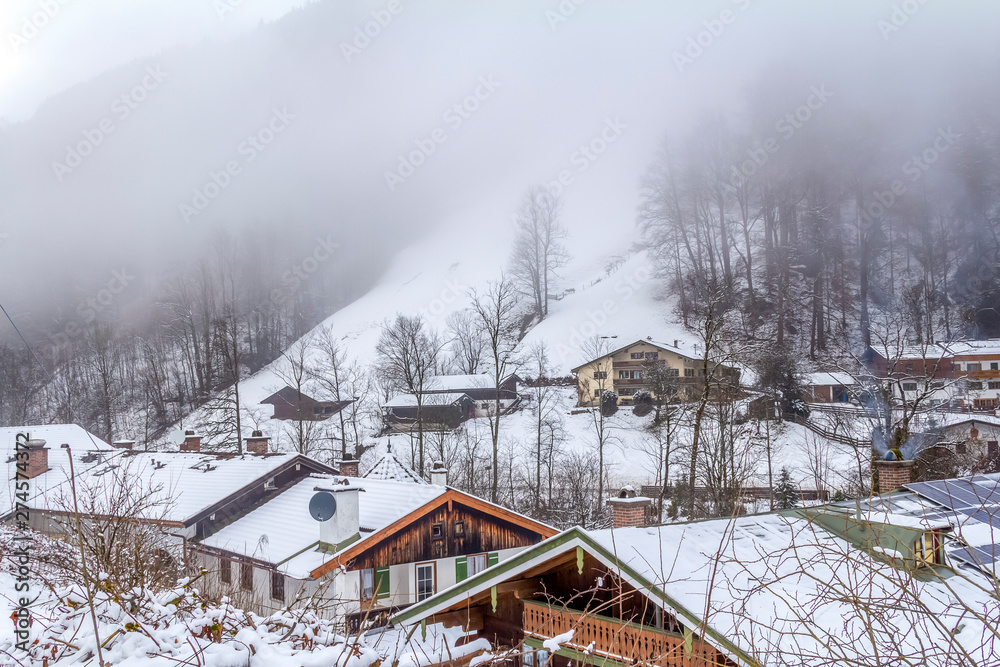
[571,338,738,407]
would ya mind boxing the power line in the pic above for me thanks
[0,300,53,383]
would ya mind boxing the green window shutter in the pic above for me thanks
[455,556,468,582]
[376,567,390,599]
[488,552,499,567]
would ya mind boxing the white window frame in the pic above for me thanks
[361,568,375,599]
[416,562,436,602]
[467,553,488,577]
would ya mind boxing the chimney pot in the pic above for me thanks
[316,481,362,550]
[338,459,360,477]
[180,431,201,452]
[608,487,651,529]
[23,439,49,480]
[430,460,448,486]
[245,432,270,455]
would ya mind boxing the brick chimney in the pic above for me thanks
[245,430,270,455]
[180,430,201,452]
[608,487,651,529]
[873,458,914,494]
[112,439,135,450]
[338,459,360,477]
[430,460,448,486]
[23,439,49,480]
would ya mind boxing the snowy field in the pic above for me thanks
[359,387,869,499]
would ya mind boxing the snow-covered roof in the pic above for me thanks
[882,339,1000,362]
[1,424,113,519]
[425,374,504,392]
[586,516,996,665]
[803,371,856,387]
[858,511,953,531]
[364,446,426,484]
[383,392,470,408]
[395,508,997,666]
[916,412,1000,431]
[28,450,302,525]
[200,474,446,577]
[831,472,1000,577]
[943,339,1000,357]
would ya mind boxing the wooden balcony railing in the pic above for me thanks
[522,600,728,667]
[612,378,647,386]
[612,360,648,368]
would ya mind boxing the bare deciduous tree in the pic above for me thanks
[510,187,568,321]
[470,278,523,503]
[446,310,486,374]
[376,314,443,474]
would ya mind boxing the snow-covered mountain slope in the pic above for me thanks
[172,197,690,439]
[169,209,862,496]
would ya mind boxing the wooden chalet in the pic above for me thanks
[193,472,557,625]
[382,392,476,430]
[391,503,1000,667]
[261,386,353,421]
[391,526,740,667]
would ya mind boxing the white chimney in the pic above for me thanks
[430,460,448,486]
[311,479,363,551]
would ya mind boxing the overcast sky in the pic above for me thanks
[0,0,314,122]
[3,0,1000,338]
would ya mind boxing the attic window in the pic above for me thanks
[432,522,444,540]
[453,520,465,536]
[264,477,276,489]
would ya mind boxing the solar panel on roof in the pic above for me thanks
[940,481,985,508]
[970,483,1000,506]
[956,508,1000,526]
[907,481,969,509]
[953,544,1000,566]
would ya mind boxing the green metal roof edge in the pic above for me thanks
[390,525,760,667]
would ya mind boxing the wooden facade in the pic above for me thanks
[312,491,557,578]
[414,548,735,667]
[261,386,352,421]
[523,601,729,667]
[345,497,553,572]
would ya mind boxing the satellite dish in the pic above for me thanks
[168,429,185,445]
[309,491,337,522]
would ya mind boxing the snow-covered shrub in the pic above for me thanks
[600,390,619,416]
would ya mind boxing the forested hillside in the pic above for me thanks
[639,68,1000,356]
